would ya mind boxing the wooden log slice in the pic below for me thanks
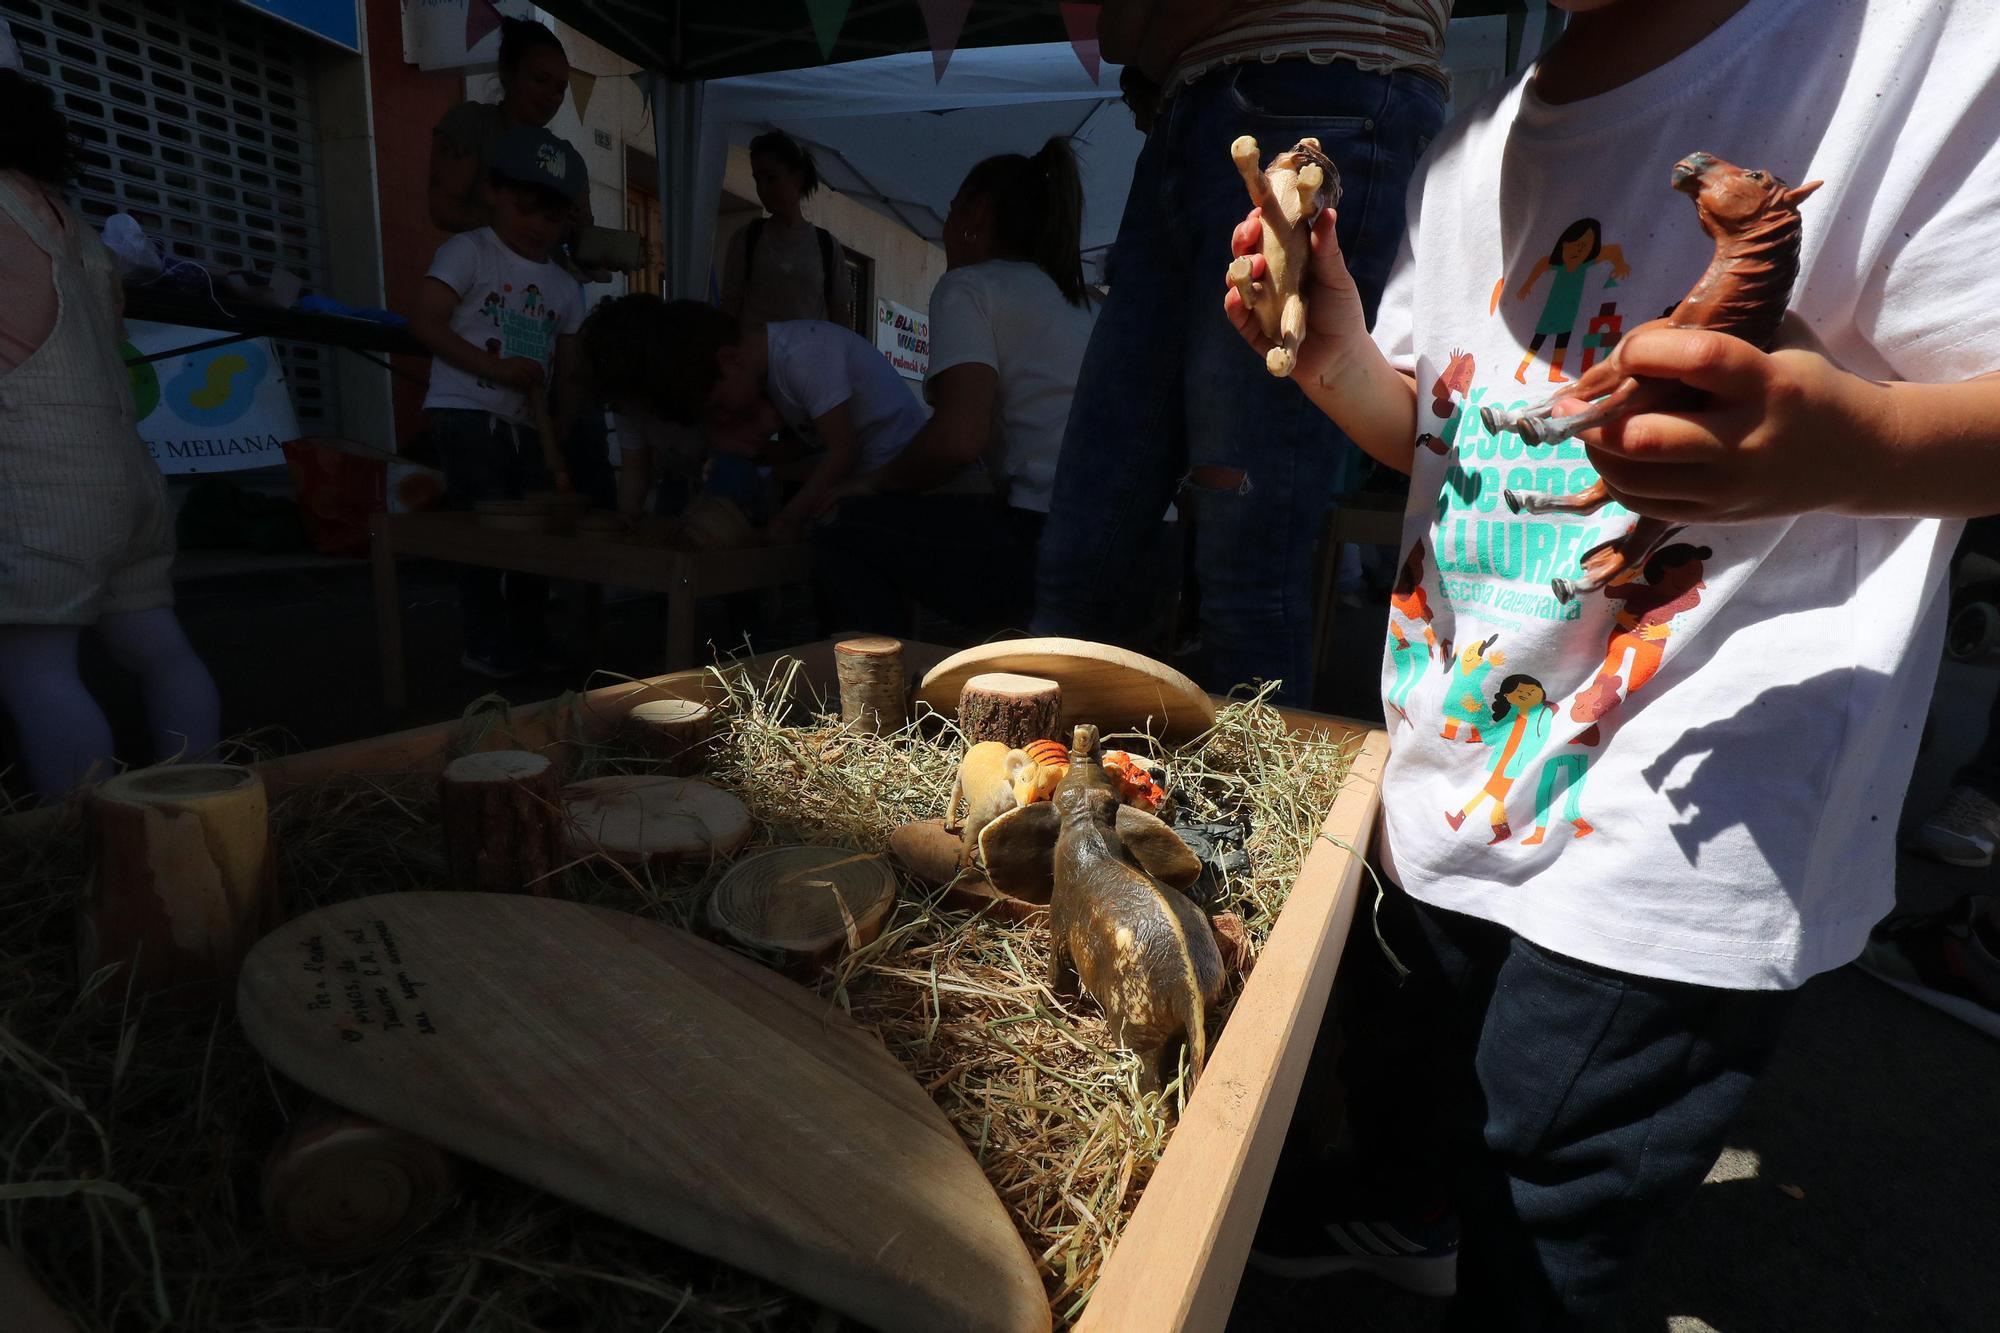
[263,1103,458,1264]
[833,636,908,734]
[956,672,1061,749]
[706,846,898,971]
[625,698,716,776]
[438,751,563,895]
[82,763,277,999]
[562,776,752,865]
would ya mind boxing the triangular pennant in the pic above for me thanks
[569,68,598,120]
[1060,4,1101,83]
[804,0,850,60]
[630,70,654,126]
[917,0,972,82]
[465,0,504,51]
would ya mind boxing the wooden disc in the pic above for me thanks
[834,636,903,659]
[562,776,752,864]
[887,819,961,889]
[626,699,716,775]
[917,638,1216,742]
[707,846,898,960]
[442,750,550,783]
[262,1106,457,1264]
[98,763,260,804]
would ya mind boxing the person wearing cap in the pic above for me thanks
[409,125,589,680]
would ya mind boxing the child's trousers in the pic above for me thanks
[430,409,554,658]
[1339,878,1796,1331]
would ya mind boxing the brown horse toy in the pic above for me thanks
[1482,153,1821,602]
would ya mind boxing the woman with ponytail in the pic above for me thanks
[810,137,1096,639]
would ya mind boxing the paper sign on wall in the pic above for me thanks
[125,321,300,474]
[874,297,929,380]
[402,0,540,72]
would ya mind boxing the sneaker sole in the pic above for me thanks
[1906,841,1996,869]
[1247,1249,1457,1299]
[1857,964,2000,1041]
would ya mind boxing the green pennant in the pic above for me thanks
[630,70,654,125]
[804,0,849,60]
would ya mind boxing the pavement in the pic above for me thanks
[16,553,1999,1332]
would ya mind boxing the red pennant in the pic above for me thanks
[1060,3,1101,83]
[465,0,504,51]
[917,0,972,82]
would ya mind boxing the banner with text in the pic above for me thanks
[125,321,300,474]
[874,297,929,380]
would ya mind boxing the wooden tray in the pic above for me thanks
[50,642,1382,1331]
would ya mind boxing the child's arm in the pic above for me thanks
[1577,328,2000,521]
[409,278,543,391]
[1513,257,1552,302]
[766,399,860,543]
[1225,209,1419,474]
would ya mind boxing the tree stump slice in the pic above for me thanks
[262,1102,458,1264]
[956,673,1062,749]
[834,636,907,734]
[562,776,753,865]
[438,751,563,896]
[625,698,716,776]
[706,846,898,973]
[82,764,277,999]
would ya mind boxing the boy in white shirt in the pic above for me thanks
[410,126,586,679]
[1228,0,2000,1324]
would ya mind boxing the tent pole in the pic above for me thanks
[654,73,707,300]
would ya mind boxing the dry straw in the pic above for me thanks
[0,659,1357,1331]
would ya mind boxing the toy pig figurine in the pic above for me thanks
[1226,136,1341,377]
[1046,725,1224,1094]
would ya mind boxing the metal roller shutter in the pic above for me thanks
[3,0,337,432]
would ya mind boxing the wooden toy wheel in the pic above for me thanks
[262,1103,458,1263]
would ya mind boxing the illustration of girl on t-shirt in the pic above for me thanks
[1447,673,1556,845]
[1386,542,1441,724]
[1442,634,1505,743]
[1508,217,1630,384]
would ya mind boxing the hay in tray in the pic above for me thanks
[0,660,1359,1332]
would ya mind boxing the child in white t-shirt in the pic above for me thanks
[410,125,586,678]
[1227,0,2000,1323]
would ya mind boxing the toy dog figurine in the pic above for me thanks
[1226,136,1341,377]
[1043,725,1223,1093]
[947,741,1042,867]
[1483,153,1821,602]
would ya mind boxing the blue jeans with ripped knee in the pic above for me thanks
[1032,57,1443,705]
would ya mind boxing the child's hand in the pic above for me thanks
[1224,207,1371,388]
[1577,328,1879,523]
[492,356,545,392]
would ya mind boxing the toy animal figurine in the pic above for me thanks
[1044,725,1223,1094]
[1101,750,1168,814]
[1226,136,1341,377]
[947,741,1041,867]
[1483,153,1821,602]
[1017,739,1071,803]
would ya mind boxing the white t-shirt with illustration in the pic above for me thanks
[1368,0,2000,990]
[925,259,1096,514]
[764,320,929,470]
[422,228,585,424]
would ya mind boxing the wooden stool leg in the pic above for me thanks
[372,516,407,712]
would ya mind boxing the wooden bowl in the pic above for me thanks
[474,500,550,534]
[707,846,898,968]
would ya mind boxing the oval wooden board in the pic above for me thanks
[916,638,1215,742]
[237,893,1049,1333]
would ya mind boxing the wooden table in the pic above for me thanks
[370,511,815,710]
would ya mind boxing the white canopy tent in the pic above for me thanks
[653,18,1519,303]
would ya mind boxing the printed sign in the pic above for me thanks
[402,0,541,72]
[124,321,300,474]
[233,0,359,51]
[875,297,929,380]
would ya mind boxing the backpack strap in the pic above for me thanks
[743,215,766,285]
[817,226,837,319]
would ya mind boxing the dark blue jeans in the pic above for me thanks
[430,409,553,658]
[813,494,1043,639]
[1334,881,1795,1330]
[1033,58,1444,705]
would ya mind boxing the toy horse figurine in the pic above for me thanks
[1482,153,1821,602]
[1227,136,1341,377]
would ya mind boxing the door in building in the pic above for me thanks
[625,146,663,297]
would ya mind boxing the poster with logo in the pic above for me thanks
[875,297,929,380]
[124,321,300,474]
[233,0,359,51]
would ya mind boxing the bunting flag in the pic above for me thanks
[569,68,598,120]
[1060,4,1101,83]
[804,0,850,60]
[917,0,972,82]
[630,70,655,127]
[465,0,504,51]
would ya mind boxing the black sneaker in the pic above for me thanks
[1249,1205,1459,1297]
[1858,896,2000,1040]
